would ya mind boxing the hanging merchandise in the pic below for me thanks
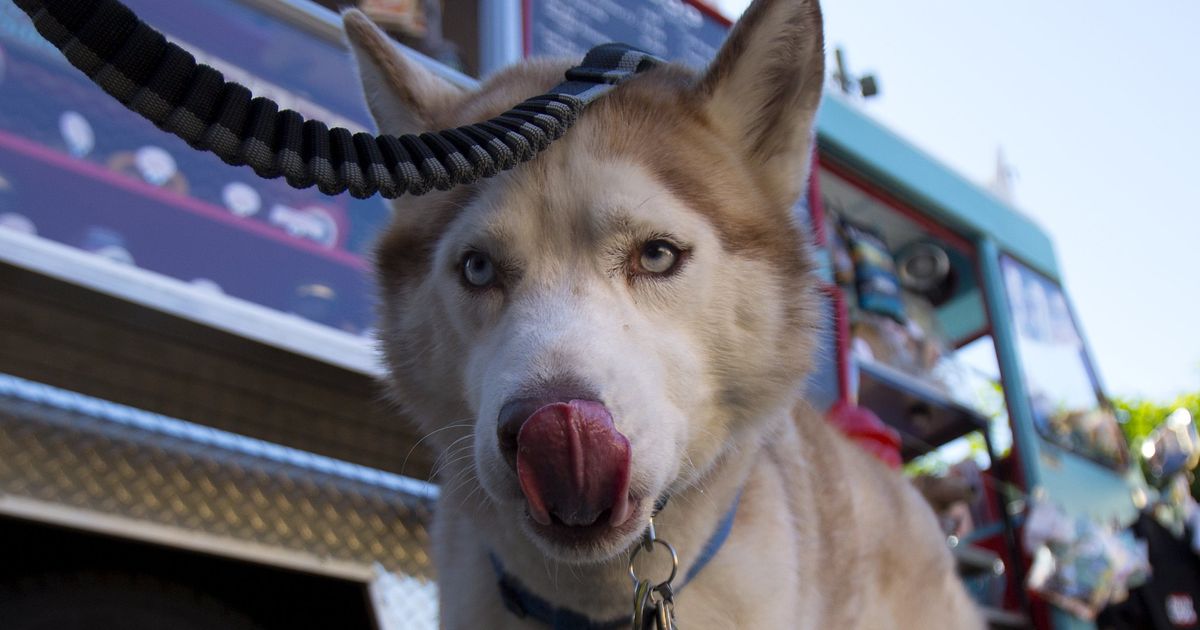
[1024,499,1151,621]
[1026,525,1117,619]
[825,212,856,288]
[1144,409,1200,489]
[851,312,908,364]
[910,473,977,539]
[895,241,956,306]
[850,293,955,390]
[1023,498,1078,552]
[841,218,905,324]
[1099,508,1200,630]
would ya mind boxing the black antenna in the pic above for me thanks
[831,46,880,100]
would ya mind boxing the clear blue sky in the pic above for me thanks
[714,0,1200,401]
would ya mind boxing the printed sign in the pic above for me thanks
[268,204,342,249]
[527,0,729,69]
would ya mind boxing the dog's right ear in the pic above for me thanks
[341,9,464,135]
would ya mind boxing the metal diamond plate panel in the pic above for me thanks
[0,373,437,584]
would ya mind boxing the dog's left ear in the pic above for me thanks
[341,9,464,136]
[698,0,824,206]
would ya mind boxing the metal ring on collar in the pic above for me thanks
[629,537,679,588]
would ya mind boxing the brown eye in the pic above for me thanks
[462,251,497,287]
[637,240,682,275]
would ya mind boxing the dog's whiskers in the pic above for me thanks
[429,434,475,468]
[402,421,475,476]
[443,464,484,501]
[432,451,477,485]
[457,483,487,515]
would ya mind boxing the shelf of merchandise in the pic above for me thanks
[0,129,368,272]
[0,128,377,332]
[855,356,990,461]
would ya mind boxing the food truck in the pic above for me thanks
[0,1,1149,628]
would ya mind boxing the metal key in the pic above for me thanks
[653,597,676,630]
[652,584,677,630]
[632,578,652,630]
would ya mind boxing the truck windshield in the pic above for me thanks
[1001,255,1128,469]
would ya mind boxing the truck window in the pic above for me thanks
[1001,255,1128,469]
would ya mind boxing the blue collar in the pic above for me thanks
[491,491,743,630]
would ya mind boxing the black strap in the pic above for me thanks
[13,0,661,199]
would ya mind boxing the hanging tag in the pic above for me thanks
[632,578,652,630]
[653,584,677,630]
[654,597,676,630]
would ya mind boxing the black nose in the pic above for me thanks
[497,397,548,470]
[496,381,599,471]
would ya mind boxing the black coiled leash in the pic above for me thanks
[13,0,662,199]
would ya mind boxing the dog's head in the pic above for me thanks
[344,0,824,562]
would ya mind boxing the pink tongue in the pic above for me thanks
[516,400,632,528]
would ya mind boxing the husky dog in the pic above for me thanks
[342,0,983,627]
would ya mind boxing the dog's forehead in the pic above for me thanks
[405,63,806,278]
[469,80,716,221]
[452,151,699,249]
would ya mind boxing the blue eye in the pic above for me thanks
[462,251,497,287]
[638,240,681,275]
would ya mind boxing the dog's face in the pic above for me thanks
[344,0,824,563]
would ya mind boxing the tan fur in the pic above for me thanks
[343,1,983,627]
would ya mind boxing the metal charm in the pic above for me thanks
[653,595,676,630]
[632,578,652,630]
